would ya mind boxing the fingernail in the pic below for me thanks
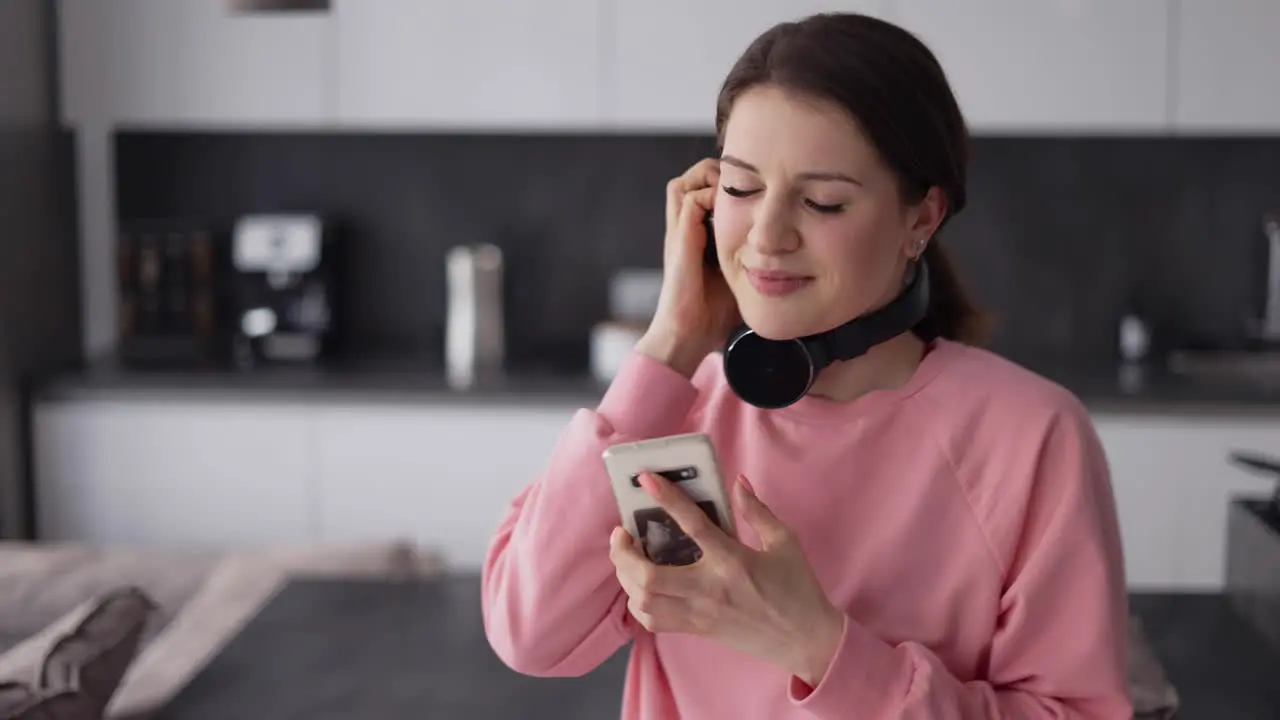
[638,472,659,496]
[738,473,755,494]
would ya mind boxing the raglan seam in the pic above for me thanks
[908,389,1009,583]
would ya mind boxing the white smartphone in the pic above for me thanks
[601,432,736,566]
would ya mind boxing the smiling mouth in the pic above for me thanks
[745,268,814,297]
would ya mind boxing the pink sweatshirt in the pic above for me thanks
[482,338,1133,718]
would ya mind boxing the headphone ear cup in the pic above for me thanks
[724,323,751,352]
[721,327,817,410]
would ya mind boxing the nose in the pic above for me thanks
[747,206,800,256]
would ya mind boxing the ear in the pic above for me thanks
[901,186,949,259]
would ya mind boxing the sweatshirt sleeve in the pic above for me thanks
[788,404,1134,719]
[481,351,703,678]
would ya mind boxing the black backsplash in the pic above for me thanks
[115,131,1280,374]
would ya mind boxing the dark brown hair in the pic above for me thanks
[714,12,989,344]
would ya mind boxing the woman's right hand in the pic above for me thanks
[636,158,741,378]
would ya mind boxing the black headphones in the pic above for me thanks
[703,212,932,410]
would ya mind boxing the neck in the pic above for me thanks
[806,332,927,403]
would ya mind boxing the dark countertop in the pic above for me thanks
[31,353,1280,414]
[1037,363,1280,415]
[156,575,1280,719]
[33,355,607,408]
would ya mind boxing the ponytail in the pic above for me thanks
[914,241,990,345]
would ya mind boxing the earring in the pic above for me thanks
[912,239,927,257]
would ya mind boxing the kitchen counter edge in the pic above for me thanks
[28,364,1280,417]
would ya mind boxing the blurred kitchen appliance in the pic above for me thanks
[1224,450,1280,664]
[1230,450,1280,520]
[230,213,339,367]
[116,219,219,366]
[445,243,505,389]
[608,268,663,322]
[589,268,662,383]
[590,321,645,384]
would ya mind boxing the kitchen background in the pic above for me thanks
[4,0,1280,603]
[112,130,1280,373]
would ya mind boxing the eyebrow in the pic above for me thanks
[720,154,863,186]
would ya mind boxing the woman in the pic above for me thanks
[482,12,1132,719]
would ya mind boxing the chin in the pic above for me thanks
[737,302,822,341]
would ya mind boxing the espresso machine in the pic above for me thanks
[229,213,340,367]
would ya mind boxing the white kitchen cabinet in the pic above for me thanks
[313,404,577,568]
[56,0,333,127]
[892,0,1170,133]
[1172,0,1280,133]
[1092,417,1181,589]
[1093,413,1280,591]
[29,393,1280,587]
[33,398,315,549]
[607,1,894,131]
[333,0,603,129]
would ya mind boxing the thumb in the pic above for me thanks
[735,475,791,549]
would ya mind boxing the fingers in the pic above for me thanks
[626,592,692,634]
[673,187,716,265]
[666,158,720,230]
[609,527,695,634]
[609,526,698,595]
[636,471,734,558]
[678,186,716,229]
[735,474,793,550]
[609,526,651,585]
[666,178,682,231]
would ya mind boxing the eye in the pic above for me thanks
[805,199,846,214]
[722,185,760,198]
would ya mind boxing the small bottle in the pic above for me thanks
[445,244,505,390]
[1118,308,1151,364]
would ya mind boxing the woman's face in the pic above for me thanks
[713,84,945,341]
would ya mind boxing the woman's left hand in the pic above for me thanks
[609,471,846,687]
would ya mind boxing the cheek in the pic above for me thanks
[711,208,752,254]
[813,210,907,305]
[814,211,898,271]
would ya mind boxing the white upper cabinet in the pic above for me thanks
[1173,0,1280,133]
[891,0,1170,134]
[607,1,894,131]
[56,0,333,128]
[53,0,1280,134]
[333,0,604,129]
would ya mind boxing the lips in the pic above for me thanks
[745,268,814,297]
